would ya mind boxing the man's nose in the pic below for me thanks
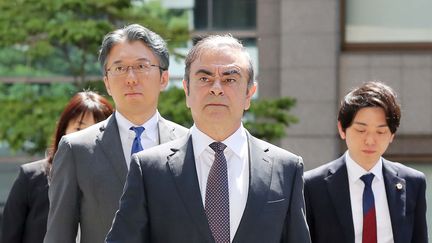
[209,79,224,96]
[364,133,376,146]
[125,67,138,85]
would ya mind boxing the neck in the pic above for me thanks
[196,122,241,141]
[118,108,157,126]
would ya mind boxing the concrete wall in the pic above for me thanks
[258,0,340,169]
[257,0,432,169]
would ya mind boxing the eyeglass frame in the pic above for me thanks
[105,60,167,77]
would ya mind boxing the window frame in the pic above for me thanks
[340,0,432,51]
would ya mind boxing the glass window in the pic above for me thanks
[194,0,256,30]
[344,0,432,44]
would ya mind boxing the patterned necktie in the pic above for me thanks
[205,142,230,243]
[360,173,377,243]
[130,126,145,155]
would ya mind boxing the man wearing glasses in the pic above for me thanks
[44,24,188,243]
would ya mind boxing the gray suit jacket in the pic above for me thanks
[106,132,311,243]
[304,156,428,243]
[44,114,188,243]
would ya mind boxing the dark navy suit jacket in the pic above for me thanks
[304,155,428,243]
[106,133,311,243]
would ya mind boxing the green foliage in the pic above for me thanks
[0,0,189,81]
[128,1,189,52]
[158,87,193,127]
[244,97,298,142]
[0,83,77,154]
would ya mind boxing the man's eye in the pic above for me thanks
[114,66,125,72]
[356,129,366,133]
[199,77,209,82]
[225,78,236,83]
[137,63,148,70]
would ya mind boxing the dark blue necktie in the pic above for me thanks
[130,126,145,155]
[205,142,230,243]
[360,173,377,243]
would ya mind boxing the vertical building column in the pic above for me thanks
[257,0,340,169]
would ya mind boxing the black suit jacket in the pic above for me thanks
[106,133,311,243]
[304,155,428,243]
[1,159,49,243]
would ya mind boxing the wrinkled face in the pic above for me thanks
[183,47,256,136]
[103,40,168,118]
[338,107,395,169]
[65,112,96,134]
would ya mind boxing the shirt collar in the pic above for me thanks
[190,124,248,158]
[115,110,159,141]
[345,150,383,183]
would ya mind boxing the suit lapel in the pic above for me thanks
[233,134,272,242]
[157,117,177,144]
[167,135,214,240]
[382,160,406,243]
[97,115,128,184]
[325,157,355,243]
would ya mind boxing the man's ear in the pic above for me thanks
[337,121,346,140]
[389,133,395,143]
[159,70,169,91]
[244,82,257,111]
[182,79,190,108]
[104,76,112,96]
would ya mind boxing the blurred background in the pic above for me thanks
[1,0,431,238]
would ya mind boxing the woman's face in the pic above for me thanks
[65,112,96,135]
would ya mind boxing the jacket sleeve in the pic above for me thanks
[412,174,428,243]
[105,154,149,243]
[44,137,79,243]
[1,166,29,243]
[282,157,312,243]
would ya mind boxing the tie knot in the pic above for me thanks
[130,126,145,137]
[360,173,375,187]
[209,142,227,153]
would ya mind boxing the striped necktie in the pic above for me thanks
[360,173,377,243]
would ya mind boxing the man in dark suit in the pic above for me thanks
[105,35,311,243]
[304,81,428,243]
[44,24,188,243]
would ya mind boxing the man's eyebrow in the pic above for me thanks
[195,69,214,76]
[110,57,151,65]
[353,122,388,128]
[221,69,241,76]
[353,122,367,126]
[136,57,151,62]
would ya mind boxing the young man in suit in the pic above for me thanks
[44,24,188,243]
[105,35,311,243]
[304,81,428,243]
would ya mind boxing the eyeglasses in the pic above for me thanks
[106,61,166,76]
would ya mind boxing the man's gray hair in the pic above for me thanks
[98,24,169,74]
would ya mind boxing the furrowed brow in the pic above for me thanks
[195,69,215,76]
[222,69,241,76]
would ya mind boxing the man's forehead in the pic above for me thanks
[192,51,248,69]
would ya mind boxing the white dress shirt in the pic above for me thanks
[115,111,159,169]
[190,124,249,242]
[345,151,394,243]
